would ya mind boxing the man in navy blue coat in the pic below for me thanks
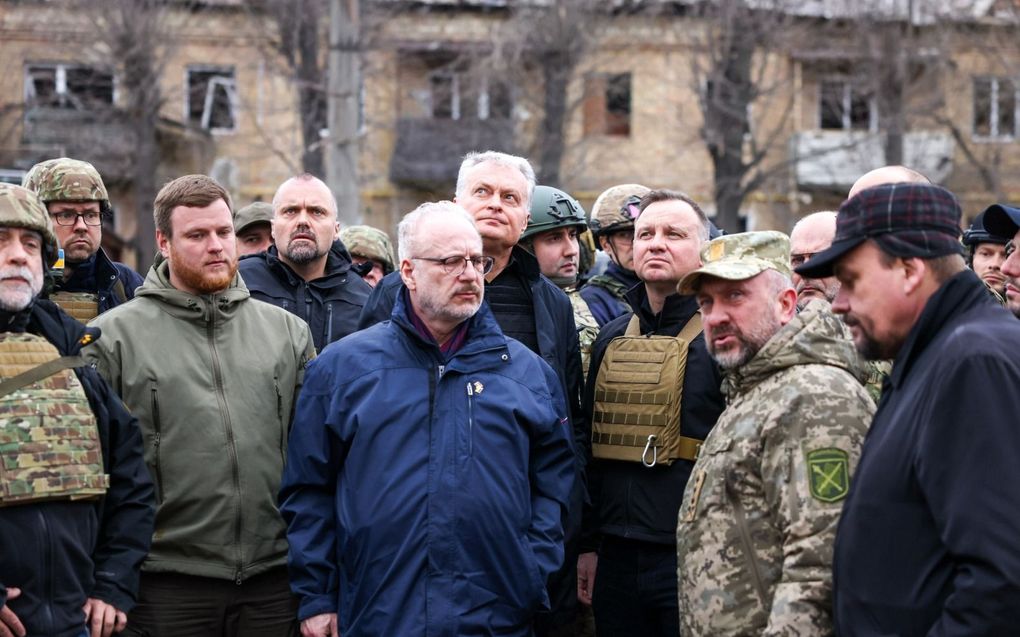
[279,201,575,637]
[797,182,1020,636]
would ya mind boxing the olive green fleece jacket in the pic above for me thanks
[84,259,315,583]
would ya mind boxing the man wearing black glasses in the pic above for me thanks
[281,201,575,637]
[22,157,143,321]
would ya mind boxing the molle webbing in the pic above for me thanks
[592,313,703,467]
[50,291,100,323]
[0,333,108,506]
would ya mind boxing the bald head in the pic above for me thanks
[848,165,930,199]
[790,211,840,310]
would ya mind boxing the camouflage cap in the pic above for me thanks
[678,230,792,295]
[589,183,650,237]
[0,184,61,265]
[340,225,396,274]
[30,158,109,204]
[234,201,274,235]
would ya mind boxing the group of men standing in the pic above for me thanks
[1,150,1019,637]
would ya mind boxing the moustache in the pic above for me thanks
[0,266,37,286]
[289,226,316,241]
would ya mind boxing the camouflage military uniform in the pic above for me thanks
[676,300,874,637]
[566,287,599,380]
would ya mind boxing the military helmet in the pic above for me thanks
[21,158,61,193]
[589,184,650,237]
[520,185,588,242]
[0,184,61,266]
[339,225,396,274]
[29,158,109,205]
[963,209,1010,247]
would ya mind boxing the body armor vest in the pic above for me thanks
[592,313,703,467]
[50,291,100,323]
[0,333,108,506]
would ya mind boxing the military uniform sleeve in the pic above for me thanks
[920,355,1020,635]
[278,356,346,621]
[760,375,873,636]
[81,367,155,612]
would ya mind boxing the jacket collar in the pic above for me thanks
[135,255,250,324]
[624,284,700,333]
[605,260,641,289]
[59,248,117,292]
[888,269,992,389]
[259,240,355,286]
[508,244,542,282]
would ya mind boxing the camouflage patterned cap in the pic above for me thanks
[29,158,109,204]
[0,184,61,265]
[678,230,792,295]
[340,225,396,274]
[589,184,650,237]
[234,201,273,234]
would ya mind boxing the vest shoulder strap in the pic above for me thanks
[0,356,86,399]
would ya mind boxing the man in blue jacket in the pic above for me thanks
[239,174,370,352]
[280,201,575,637]
[797,183,1020,636]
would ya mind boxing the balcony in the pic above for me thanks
[791,130,955,190]
[389,117,517,189]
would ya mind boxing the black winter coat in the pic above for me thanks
[239,241,371,352]
[55,248,143,313]
[0,300,154,637]
[581,287,725,546]
[833,270,1020,636]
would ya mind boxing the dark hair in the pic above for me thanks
[637,189,710,240]
[154,174,232,237]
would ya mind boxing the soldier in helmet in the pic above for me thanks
[0,184,153,637]
[234,202,274,257]
[963,208,1010,300]
[580,184,650,326]
[339,225,396,288]
[23,158,144,323]
[520,185,600,380]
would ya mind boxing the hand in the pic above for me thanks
[82,597,127,637]
[0,587,26,637]
[301,612,338,637]
[577,552,598,606]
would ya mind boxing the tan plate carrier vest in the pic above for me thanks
[592,312,703,468]
[50,291,101,323]
[0,333,108,506]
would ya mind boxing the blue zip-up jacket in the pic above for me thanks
[239,240,371,352]
[280,291,575,636]
[55,248,143,313]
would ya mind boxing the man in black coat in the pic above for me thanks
[797,182,1020,636]
[239,175,370,352]
[0,184,153,637]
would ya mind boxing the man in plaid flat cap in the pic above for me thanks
[797,182,1020,636]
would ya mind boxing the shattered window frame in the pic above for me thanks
[185,65,239,134]
[24,62,116,111]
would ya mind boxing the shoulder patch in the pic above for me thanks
[806,447,850,503]
[78,333,94,346]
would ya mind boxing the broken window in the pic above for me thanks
[187,67,237,132]
[25,63,115,110]
[974,76,1016,139]
[819,80,873,131]
[583,73,632,137]
[428,67,511,121]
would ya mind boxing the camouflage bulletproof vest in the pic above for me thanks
[0,333,108,506]
[586,274,632,309]
[592,313,703,467]
[50,291,100,323]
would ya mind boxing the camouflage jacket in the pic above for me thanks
[566,287,599,381]
[676,301,874,637]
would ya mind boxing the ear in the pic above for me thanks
[333,221,340,241]
[777,286,798,323]
[270,217,280,243]
[156,230,171,259]
[901,257,926,295]
[399,258,416,291]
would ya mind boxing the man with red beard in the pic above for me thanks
[85,175,315,637]
[239,174,370,352]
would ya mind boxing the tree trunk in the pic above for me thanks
[537,52,570,185]
[327,0,361,226]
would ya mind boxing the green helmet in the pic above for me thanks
[0,184,61,266]
[588,183,650,238]
[28,157,109,205]
[340,225,396,274]
[521,185,588,242]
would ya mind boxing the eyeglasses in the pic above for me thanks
[51,211,102,227]
[790,252,817,268]
[412,255,495,275]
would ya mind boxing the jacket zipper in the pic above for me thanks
[150,387,165,503]
[206,298,244,585]
[727,482,769,607]
[465,382,474,457]
[324,302,333,347]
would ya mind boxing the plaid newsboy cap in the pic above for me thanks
[795,182,963,279]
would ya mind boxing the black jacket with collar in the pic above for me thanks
[581,285,725,547]
[239,240,371,352]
